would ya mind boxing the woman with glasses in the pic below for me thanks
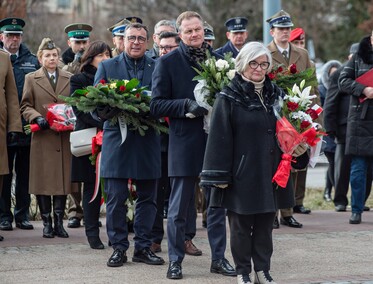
[200,41,308,284]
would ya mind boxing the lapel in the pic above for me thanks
[142,56,155,88]
[115,53,130,80]
[35,68,58,100]
[288,43,301,66]
[55,69,70,98]
[268,41,289,67]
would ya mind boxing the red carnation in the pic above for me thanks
[287,101,299,111]
[300,120,311,129]
[306,108,319,120]
[135,93,141,98]
[99,79,106,84]
[119,85,126,92]
[277,66,283,73]
[268,72,275,80]
[289,64,297,74]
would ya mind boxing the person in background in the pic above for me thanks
[0,49,23,241]
[20,38,75,239]
[69,41,112,249]
[338,32,373,224]
[200,41,308,284]
[107,18,131,57]
[289,27,306,49]
[204,21,215,48]
[267,10,315,228]
[324,43,372,212]
[215,17,248,58]
[318,60,342,202]
[146,19,176,59]
[0,17,39,232]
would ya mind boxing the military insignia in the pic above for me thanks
[47,41,56,49]
[11,19,17,25]
[235,18,241,24]
[129,17,137,23]
[78,24,82,29]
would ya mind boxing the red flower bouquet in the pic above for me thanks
[272,80,325,188]
[24,103,76,134]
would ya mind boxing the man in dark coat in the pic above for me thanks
[215,17,248,58]
[0,17,39,231]
[151,11,235,280]
[94,23,164,268]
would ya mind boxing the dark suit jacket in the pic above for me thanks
[215,41,239,58]
[94,53,160,180]
[150,42,220,177]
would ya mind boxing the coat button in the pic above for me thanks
[267,129,273,134]
[270,149,274,153]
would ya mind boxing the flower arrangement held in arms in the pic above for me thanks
[24,103,76,134]
[61,78,168,137]
[193,51,235,133]
[272,80,325,188]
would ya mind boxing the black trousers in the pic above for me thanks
[0,145,31,223]
[333,143,371,206]
[82,181,101,238]
[228,210,275,275]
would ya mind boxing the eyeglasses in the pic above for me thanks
[127,35,147,43]
[159,45,179,51]
[248,61,270,70]
[4,33,22,39]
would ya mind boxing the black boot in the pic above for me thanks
[53,195,69,238]
[37,195,54,238]
[323,188,332,202]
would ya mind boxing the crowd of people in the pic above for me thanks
[1,8,373,284]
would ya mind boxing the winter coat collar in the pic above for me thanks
[61,47,75,65]
[357,36,373,64]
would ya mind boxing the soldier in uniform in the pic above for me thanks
[0,49,23,241]
[0,17,39,232]
[59,23,92,74]
[204,21,216,48]
[215,17,248,58]
[289,27,306,49]
[107,18,131,57]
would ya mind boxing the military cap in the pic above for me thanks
[64,23,92,41]
[125,16,143,24]
[266,10,294,28]
[38,38,57,51]
[108,18,131,36]
[0,17,25,34]
[204,21,215,40]
[225,17,248,33]
[289,27,305,42]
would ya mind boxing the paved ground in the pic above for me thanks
[1,210,373,284]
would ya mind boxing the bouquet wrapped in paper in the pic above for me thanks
[193,51,235,133]
[272,80,325,188]
[24,103,76,134]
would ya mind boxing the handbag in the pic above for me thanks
[70,127,97,157]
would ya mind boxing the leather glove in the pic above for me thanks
[96,105,122,121]
[35,117,50,130]
[73,50,84,63]
[185,99,208,118]
[214,184,229,189]
[7,132,20,145]
[292,143,308,157]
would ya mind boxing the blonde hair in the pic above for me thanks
[176,11,203,32]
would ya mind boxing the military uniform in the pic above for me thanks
[108,18,131,57]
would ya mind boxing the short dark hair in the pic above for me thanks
[124,23,150,39]
[159,31,181,44]
[80,40,112,72]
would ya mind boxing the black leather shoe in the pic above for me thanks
[132,247,165,265]
[273,217,280,229]
[88,236,104,249]
[67,217,81,228]
[210,258,236,276]
[167,261,183,279]
[323,192,332,202]
[364,206,370,211]
[16,220,34,230]
[280,216,303,228]
[0,235,3,241]
[349,213,361,224]
[107,249,127,267]
[293,205,311,214]
[335,205,347,212]
[0,220,12,231]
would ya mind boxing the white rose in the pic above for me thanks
[227,69,236,80]
[215,59,229,71]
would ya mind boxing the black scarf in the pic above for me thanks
[183,41,210,64]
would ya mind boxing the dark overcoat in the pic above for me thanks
[150,42,220,177]
[94,53,161,180]
[339,36,373,157]
[215,41,239,58]
[200,74,298,215]
[70,65,103,182]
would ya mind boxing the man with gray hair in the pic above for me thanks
[146,19,176,59]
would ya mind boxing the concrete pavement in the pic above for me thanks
[1,210,373,284]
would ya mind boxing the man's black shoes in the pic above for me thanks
[132,247,165,265]
[16,220,34,230]
[107,249,127,267]
[293,205,311,214]
[280,216,303,228]
[0,221,12,231]
[167,261,183,279]
[210,258,236,276]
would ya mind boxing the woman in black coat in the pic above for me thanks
[200,42,308,284]
[70,41,112,249]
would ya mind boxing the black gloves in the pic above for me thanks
[185,99,208,118]
[73,50,84,63]
[97,105,122,121]
[35,117,50,130]
[7,132,20,146]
